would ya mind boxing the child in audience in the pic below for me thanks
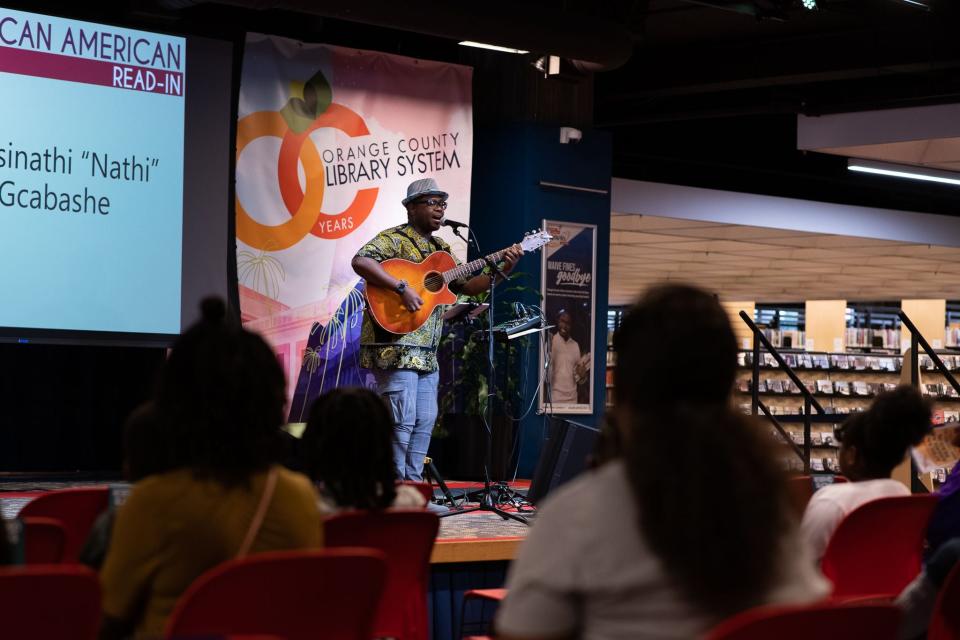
[98,298,322,640]
[800,386,931,561]
[301,386,426,512]
[80,401,174,569]
[496,284,829,640]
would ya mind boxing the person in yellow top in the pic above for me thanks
[99,298,323,640]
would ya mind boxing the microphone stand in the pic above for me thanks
[442,226,529,524]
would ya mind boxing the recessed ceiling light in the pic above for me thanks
[458,41,529,55]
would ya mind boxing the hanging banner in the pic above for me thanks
[235,34,473,417]
[539,220,597,415]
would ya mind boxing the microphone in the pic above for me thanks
[441,218,469,230]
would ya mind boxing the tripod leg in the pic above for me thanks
[425,457,458,507]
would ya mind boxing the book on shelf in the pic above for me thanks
[866,357,880,371]
[811,432,823,445]
[824,458,840,473]
[852,381,870,397]
[804,381,816,394]
[814,355,831,370]
[790,432,804,445]
[783,380,801,394]
[925,383,943,398]
[933,409,946,426]
[738,403,752,415]
[883,382,898,392]
[737,380,750,393]
[800,354,813,369]
[768,379,784,393]
[831,354,849,370]
[784,353,798,368]
[811,458,824,472]
[867,383,884,396]
[822,432,836,446]
[816,380,833,395]
[945,410,960,423]
[946,386,960,399]
[853,356,867,371]
[737,352,747,367]
[834,380,851,396]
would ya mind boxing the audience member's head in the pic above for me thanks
[154,297,285,484]
[301,386,397,510]
[613,284,790,616]
[122,402,174,482]
[835,386,931,481]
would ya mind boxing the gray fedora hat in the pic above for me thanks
[402,177,448,206]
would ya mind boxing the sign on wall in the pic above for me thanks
[539,220,597,415]
[235,34,473,416]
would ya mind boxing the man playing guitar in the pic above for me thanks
[352,177,523,481]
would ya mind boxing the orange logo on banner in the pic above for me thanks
[236,103,378,251]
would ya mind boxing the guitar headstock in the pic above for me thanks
[519,229,553,253]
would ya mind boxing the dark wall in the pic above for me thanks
[471,123,611,476]
[0,343,163,472]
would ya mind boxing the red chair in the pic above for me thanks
[18,487,109,563]
[705,601,900,639]
[928,562,960,640]
[400,481,435,504]
[821,494,938,599]
[21,516,67,564]
[324,510,439,640]
[165,549,386,640]
[459,588,508,638]
[0,565,101,639]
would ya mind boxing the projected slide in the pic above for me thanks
[0,8,185,335]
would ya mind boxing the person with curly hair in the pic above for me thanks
[300,387,426,513]
[800,386,932,561]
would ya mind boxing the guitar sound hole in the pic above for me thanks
[423,272,444,293]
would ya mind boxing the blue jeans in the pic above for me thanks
[372,368,439,481]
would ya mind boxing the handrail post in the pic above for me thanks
[911,332,919,389]
[803,395,811,474]
[752,332,760,416]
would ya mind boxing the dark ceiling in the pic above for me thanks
[14,0,960,215]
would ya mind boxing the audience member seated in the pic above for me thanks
[925,425,960,560]
[800,387,932,561]
[301,387,426,513]
[496,284,829,640]
[80,401,174,569]
[98,298,322,640]
[895,537,960,639]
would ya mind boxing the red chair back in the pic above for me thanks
[928,562,960,640]
[821,494,938,598]
[0,565,100,639]
[18,487,109,563]
[165,549,386,640]
[400,481,434,504]
[705,602,899,640]
[324,510,439,640]
[21,516,67,564]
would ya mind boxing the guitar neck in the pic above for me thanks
[442,248,508,283]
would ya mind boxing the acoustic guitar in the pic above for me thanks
[364,229,553,334]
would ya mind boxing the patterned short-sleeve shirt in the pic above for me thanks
[356,223,466,372]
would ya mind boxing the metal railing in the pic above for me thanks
[899,310,960,396]
[740,311,835,474]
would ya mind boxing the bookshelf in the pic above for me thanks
[737,349,960,475]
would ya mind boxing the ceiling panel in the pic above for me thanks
[609,214,960,306]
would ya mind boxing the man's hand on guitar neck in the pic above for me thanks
[459,243,524,296]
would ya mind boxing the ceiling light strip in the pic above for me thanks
[847,159,960,187]
[458,41,529,54]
